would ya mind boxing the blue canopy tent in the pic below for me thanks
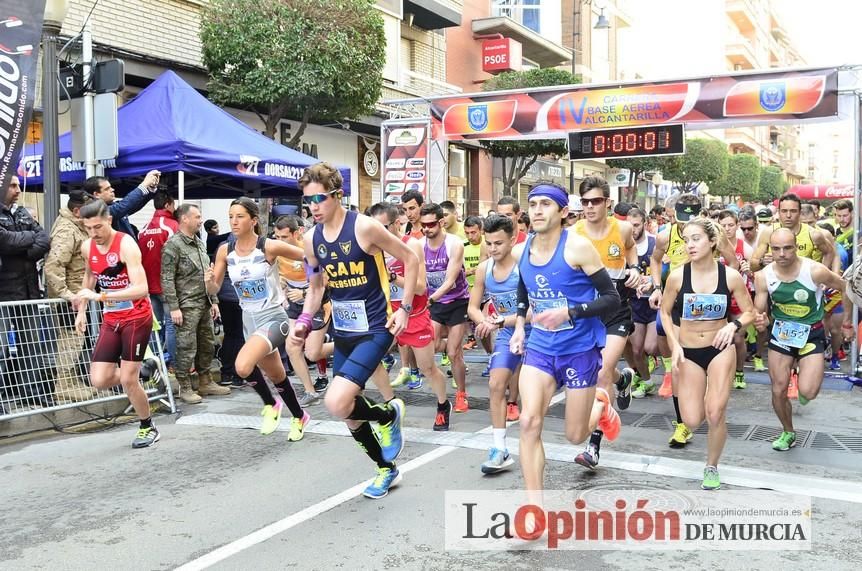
[17,70,350,199]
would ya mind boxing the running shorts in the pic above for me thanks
[286,298,332,331]
[92,313,153,363]
[430,298,470,327]
[767,325,826,359]
[242,305,290,354]
[523,346,602,390]
[631,298,657,325]
[334,329,394,388]
[396,308,434,348]
[604,303,634,337]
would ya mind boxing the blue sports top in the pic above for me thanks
[484,258,530,344]
[518,229,606,354]
[312,210,390,337]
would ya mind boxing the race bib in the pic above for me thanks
[234,278,267,301]
[389,281,404,302]
[529,297,573,332]
[491,290,518,315]
[681,294,727,321]
[427,270,446,290]
[772,320,811,349]
[103,299,133,313]
[332,300,369,333]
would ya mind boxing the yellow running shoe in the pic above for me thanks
[668,421,693,448]
[260,401,283,435]
[287,411,310,442]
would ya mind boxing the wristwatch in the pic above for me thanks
[400,302,413,314]
[731,319,743,331]
[494,315,506,328]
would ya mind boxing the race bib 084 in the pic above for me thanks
[332,300,369,333]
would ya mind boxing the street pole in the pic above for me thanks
[569,1,581,195]
[41,20,61,232]
[82,20,97,178]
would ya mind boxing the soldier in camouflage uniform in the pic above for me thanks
[44,190,98,402]
[161,203,230,403]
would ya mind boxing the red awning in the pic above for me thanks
[786,184,854,201]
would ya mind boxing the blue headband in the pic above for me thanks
[528,184,569,209]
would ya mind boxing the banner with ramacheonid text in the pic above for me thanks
[0,0,45,192]
[429,67,839,141]
[380,119,431,203]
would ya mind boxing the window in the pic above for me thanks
[492,1,541,34]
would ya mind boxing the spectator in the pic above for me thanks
[45,189,98,402]
[83,170,161,240]
[0,175,53,406]
[496,195,528,243]
[138,191,179,365]
[440,200,466,239]
[517,211,531,234]
[204,219,230,261]
[300,205,314,229]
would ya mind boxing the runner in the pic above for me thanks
[440,200,467,239]
[369,202,451,429]
[753,228,854,451]
[649,193,739,449]
[391,189,425,384]
[572,176,640,470]
[205,198,309,442]
[420,203,471,413]
[660,217,755,490]
[288,162,416,499]
[461,215,489,353]
[74,200,159,448]
[625,207,659,398]
[510,182,621,494]
[468,214,526,474]
[717,209,755,389]
[496,196,529,244]
[401,189,425,240]
[273,215,333,406]
[738,210,767,372]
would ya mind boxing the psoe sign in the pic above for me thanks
[481,38,522,74]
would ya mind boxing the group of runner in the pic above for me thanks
[75,164,855,497]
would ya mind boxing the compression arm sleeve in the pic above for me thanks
[568,268,621,320]
[516,274,529,318]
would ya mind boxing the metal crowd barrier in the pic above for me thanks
[0,298,177,422]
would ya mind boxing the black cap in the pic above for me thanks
[756,207,772,220]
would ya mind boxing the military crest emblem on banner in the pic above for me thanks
[468,105,489,131]
[759,82,786,112]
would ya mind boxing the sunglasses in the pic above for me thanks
[302,189,339,204]
[420,221,440,229]
[740,226,756,231]
[710,214,721,219]
[580,197,606,207]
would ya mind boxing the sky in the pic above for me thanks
[776,0,862,66]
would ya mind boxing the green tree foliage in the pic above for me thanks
[758,165,785,201]
[712,153,760,199]
[200,0,386,147]
[481,68,580,196]
[606,157,664,203]
[658,138,729,194]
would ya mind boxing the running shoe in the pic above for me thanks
[632,380,657,398]
[231,377,248,388]
[733,371,747,389]
[787,371,799,400]
[450,372,456,387]
[647,355,657,376]
[506,402,520,422]
[298,391,321,407]
[575,444,599,470]
[391,367,411,387]
[406,374,423,390]
[454,391,469,413]
[772,431,796,451]
[434,400,451,431]
[668,421,693,448]
[596,389,620,441]
[616,367,634,410]
[287,411,311,442]
[481,448,514,474]
[701,466,721,491]
[313,376,329,393]
[798,393,810,406]
[481,364,491,378]
[378,399,405,462]
[381,353,396,372]
[829,356,841,371]
[260,401,283,435]
[838,348,847,361]
[463,336,477,350]
[131,426,160,449]
[441,353,451,367]
[362,467,402,499]
[753,356,767,372]
[658,372,673,399]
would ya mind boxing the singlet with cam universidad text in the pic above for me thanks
[89,231,152,323]
[518,229,606,355]
[312,210,391,337]
[226,235,284,313]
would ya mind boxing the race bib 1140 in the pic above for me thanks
[681,293,727,321]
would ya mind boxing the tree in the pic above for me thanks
[712,153,760,200]
[200,0,386,147]
[606,157,663,203]
[758,165,785,202]
[481,68,580,197]
[658,138,729,194]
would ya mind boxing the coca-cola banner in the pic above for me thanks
[0,0,45,193]
[428,67,839,141]
[786,184,853,201]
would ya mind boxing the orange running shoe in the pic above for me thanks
[595,388,621,441]
[462,336,477,350]
[658,372,673,399]
[454,391,470,413]
[506,402,520,421]
[787,370,799,400]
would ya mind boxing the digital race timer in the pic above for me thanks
[567,124,686,160]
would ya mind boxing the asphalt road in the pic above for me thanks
[2,355,861,570]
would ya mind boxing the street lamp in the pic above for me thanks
[41,0,70,233]
[569,0,611,194]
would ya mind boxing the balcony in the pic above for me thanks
[725,127,759,154]
[726,34,757,69]
[472,16,571,68]
[404,0,461,29]
[726,0,756,33]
